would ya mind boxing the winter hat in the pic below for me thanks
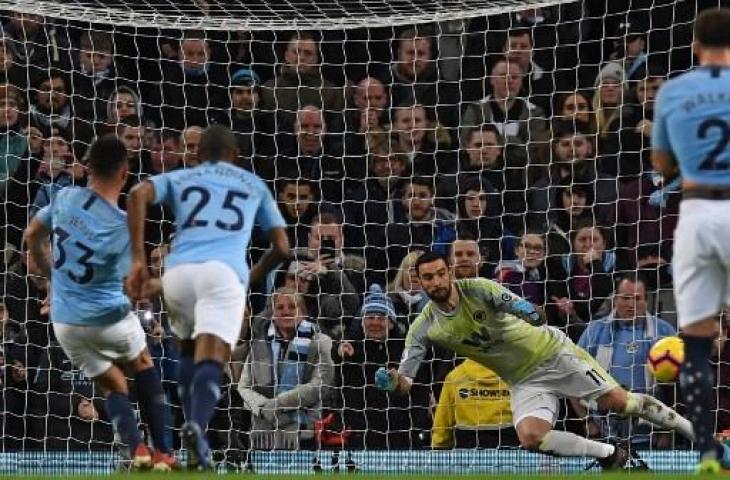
[231,68,261,88]
[594,62,625,87]
[361,284,396,320]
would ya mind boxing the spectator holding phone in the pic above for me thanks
[292,211,362,340]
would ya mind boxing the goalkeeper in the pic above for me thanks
[376,252,694,469]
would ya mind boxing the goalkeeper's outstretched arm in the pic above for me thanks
[375,311,431,395]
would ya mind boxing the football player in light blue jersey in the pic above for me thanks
[126,125,289,470]
[24,135,177,471]
[651,8,730,474]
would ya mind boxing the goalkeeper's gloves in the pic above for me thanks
[374,367,398,392]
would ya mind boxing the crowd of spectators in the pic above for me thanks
[0,1,728,464]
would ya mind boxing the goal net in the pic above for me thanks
[0,0,726,474]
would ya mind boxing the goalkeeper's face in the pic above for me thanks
[418,259,453,303]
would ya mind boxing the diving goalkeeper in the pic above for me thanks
[376,252,694,469]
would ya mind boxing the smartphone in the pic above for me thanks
[319,238,336,259]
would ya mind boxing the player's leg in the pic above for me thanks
[161,263,198,423]
[163,261,245,470]
[595,386,694,440]
[182,265,244,469]
[681,316,728,472]
[673,210,729,471]
[177,339,196,421]
[126,346,178,470]
[53,322,147,467]
[94,364,150,468]
[512,386,624,467]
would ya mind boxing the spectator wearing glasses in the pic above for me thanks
[496,231,548,308]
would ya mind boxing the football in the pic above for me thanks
[647,336,685,382]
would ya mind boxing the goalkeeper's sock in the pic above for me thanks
[679,335,720,460]
[537,430,614,459]
[177,354,195,421]
[134,367,170,453]
[105,391,142,451]
[189,359,224,430]
[623,392,694,441]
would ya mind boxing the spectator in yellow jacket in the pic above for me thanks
[432,359,520,449]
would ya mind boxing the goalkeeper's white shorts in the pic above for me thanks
[53,311,147,379]
[162,260,246,347]
[673,198,730,328]
[511,341,618,428]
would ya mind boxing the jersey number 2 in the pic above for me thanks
[53,227,94,284]
[698,118,730,171]
[181,187,248,231]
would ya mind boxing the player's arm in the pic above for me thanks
[375,314,431,395]
[24,213,52,279]
[249,227,289,286]
[249,182,291,286]
[126,181,157,300]
[478,278,544,325]
[651,150,680,180]
[650,84,680,181]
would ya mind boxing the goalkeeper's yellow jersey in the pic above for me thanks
[398,277,565,385]
[432,359,512,449]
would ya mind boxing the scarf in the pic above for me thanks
[593,311,659,390]
[268,320,314,396]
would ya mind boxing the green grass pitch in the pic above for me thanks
[0,474,718,479]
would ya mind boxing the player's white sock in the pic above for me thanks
[623,392,695,441]
[538,430,614,459]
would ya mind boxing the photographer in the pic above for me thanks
[291,212,362,341]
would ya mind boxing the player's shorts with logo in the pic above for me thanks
[511,333,618,427]
[53,311,147,378]
[673,198,730,328]
[162,260,246,346]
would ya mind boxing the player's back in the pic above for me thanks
[654,66,730,186]
[150,161,282,284]
[44,187,131,326]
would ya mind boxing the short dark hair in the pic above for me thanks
[277,177,314,193]
[85,134,127,180]
[35,69,67,90]
[614,272,648,295]
[199,124,239,161]
[79,31,113,54]
[312,210,341,227]
[414,250,450,275]
[507,28,533,43]
[695,8,730,48]
[405,176,434,194]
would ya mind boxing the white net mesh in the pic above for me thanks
[0,0,581,30]
[0,0,727,474]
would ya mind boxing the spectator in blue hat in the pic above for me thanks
[226,67,275,167]
[336,285,432,449]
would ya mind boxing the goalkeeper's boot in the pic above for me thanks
[697,458,722,474]
[598,443,629,471]
[182,421,213,471]
[131,443,153,470]
[152,450,180,472]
